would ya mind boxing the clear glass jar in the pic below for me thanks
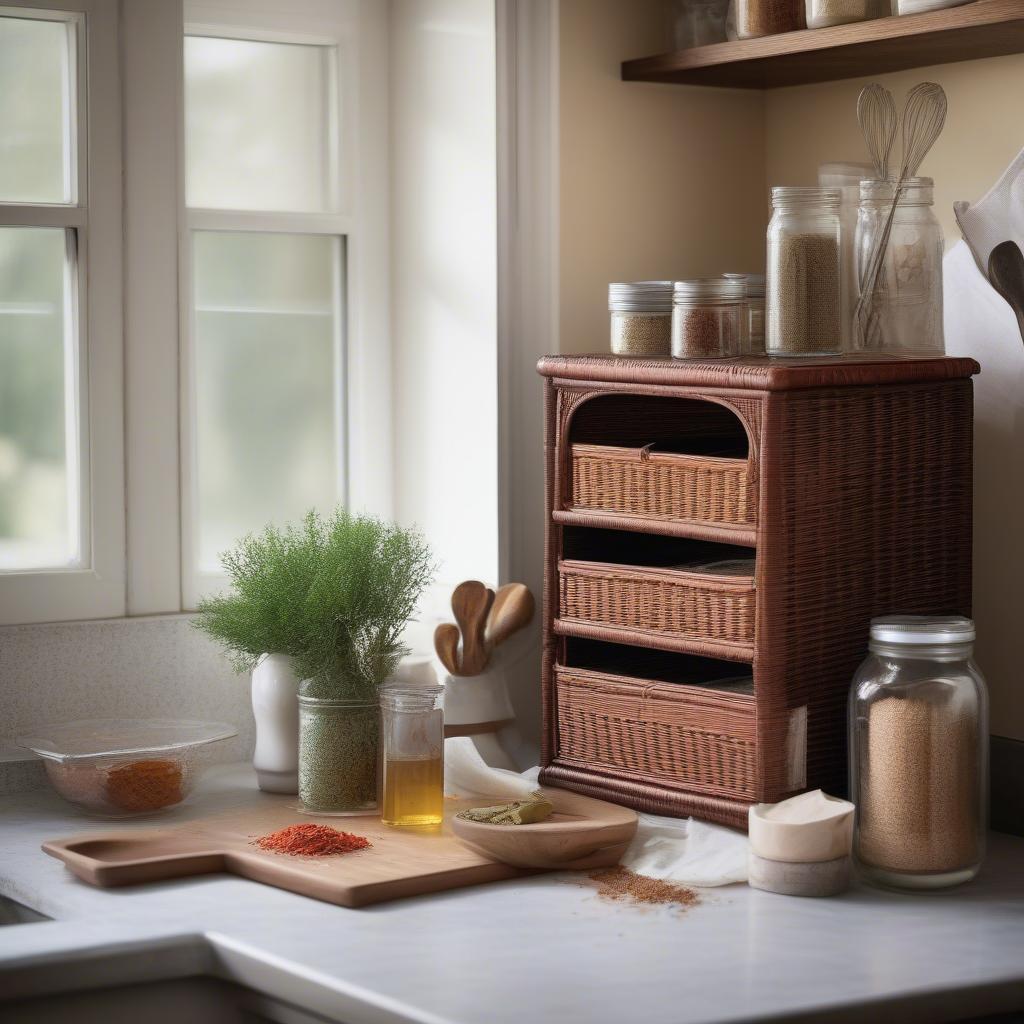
[855,177,944,354]
[298,693,380,814]
[609,281,673,357]
[668,0,728,48]
[672,277,745,359]
[766,186,842,357]
[849,616,988,891]
[806,0,889,29]
[897,0,971,13]
[733,0,804,39]
[724,273,765,354]
[381,684,444,827]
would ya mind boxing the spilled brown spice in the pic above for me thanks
[588,867,699,909]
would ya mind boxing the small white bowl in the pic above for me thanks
[19,719,236,817]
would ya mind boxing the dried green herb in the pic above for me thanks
[457,796,554,825]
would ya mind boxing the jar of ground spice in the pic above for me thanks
[849,616,988,891]
[671,277,745,359]
[766,186,843,357]
[724,273,765,354]
[609,281,673,356]
[733,0,804,39]
[805,0,888,29]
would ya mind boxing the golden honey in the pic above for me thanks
[382,755,444,826]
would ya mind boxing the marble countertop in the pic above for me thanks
[3,764,1024,1024]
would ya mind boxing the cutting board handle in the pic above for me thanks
[43,833,228,887]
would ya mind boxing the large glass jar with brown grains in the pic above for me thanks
[672,277,745,359]
[849,616,988,891]
[732,0,804,39]
[609,281,673,356]
[766,187,843,357]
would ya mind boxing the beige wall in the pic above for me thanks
[559,0,766,354]
[558,9,1024,741]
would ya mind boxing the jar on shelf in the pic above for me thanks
[849,616,987,890]
[298,692,380,814]
[672,277,745,359]
[854,176,944,354]
[806,0,889,29]
[732,0,805,39]
[609,281,673,357]
[766,186,843,357]
[896,0,972,13]
[381,684,444,827]
[668,0,729,48]
[724,273,766,354]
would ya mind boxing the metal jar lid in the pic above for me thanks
[869,615,976,646]
[608,281,674,313]
[673,277,745,303]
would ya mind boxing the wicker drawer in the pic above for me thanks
[558,558,755,654]
[569,443,755,528]
[554,664,757,800]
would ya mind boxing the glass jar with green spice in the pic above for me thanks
[298,690,380,814]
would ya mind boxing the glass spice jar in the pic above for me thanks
[733,0,805,39]
[609,281,673,357]
[724,273,766,354]
[849,616,987,891]
[298,693,380,814]
[806,0,889,29]
[854,177,944,354]
[672,277,745,359]
[766,186,843,357]
[381,683,444,827]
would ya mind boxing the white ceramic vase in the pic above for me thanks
[251,653,300,793]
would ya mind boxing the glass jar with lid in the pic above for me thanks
[849,616,988,890]
[731,0,804,39]
[667,0,728,48]
[766,186,843,357]
[381,683,444,827]
[672,277,745,359]
[609,281,673,357]
[806,0,888,29]
[724,273,765,354]
[854,177,944,354]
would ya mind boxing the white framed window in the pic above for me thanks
[0,0,124,625]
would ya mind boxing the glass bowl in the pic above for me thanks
[18,719,237,816]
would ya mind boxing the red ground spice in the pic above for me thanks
[253,823,371,856]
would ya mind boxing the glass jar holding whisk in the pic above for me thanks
[855,177,944,354]
[382,683,444,827]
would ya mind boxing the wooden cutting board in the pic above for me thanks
[46,786,630,909]
[43,799,533,908]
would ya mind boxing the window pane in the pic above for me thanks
[193,231,342,571]
[0,16,73,204]
[185,36,332,212]
[0,227,78,569]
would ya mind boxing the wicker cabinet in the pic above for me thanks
[537,354,978,828]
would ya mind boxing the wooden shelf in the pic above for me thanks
[621,0,1024,89]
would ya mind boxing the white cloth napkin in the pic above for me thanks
[954,145,1024,281]
[445,737,748,885]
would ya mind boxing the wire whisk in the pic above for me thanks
[855,82,947,350]
[857,83,897,182]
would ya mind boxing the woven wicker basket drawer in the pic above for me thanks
[555,665,757,800]
[558,558,755,649]
[570,443,754,527]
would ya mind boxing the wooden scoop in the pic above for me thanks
[988,240,1024,345]
[451,581,494,676]
[486,583,535,650]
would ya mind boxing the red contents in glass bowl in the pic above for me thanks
[253,823,371,856]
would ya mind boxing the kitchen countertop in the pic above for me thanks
[3,764,1024,1024]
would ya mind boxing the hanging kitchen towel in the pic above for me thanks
[954,145,1024,281]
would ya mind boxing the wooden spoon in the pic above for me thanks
[434,622,463,677]
[451,581,494,676]
[486,583,535,651]
[989,241,1024,345]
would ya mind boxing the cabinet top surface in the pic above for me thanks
[537,354,980,391]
